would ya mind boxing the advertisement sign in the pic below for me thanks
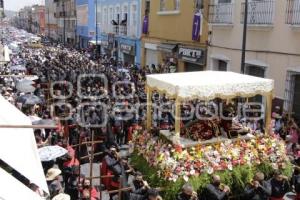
[77,5,88,26]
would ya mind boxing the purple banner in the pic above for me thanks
[142,15,149,34]
[192,12,201,41]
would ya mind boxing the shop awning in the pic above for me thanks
[157,43,177,53]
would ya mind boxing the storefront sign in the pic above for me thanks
[178,47,205,65]
[120,43,135,55]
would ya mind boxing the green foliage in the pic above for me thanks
[130,153,293,200]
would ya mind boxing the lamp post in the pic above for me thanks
[95,0,99,58]
[62,0,66,45]
[241,0,248,74]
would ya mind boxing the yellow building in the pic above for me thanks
[141,0,209,72]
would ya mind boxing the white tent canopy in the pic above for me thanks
[0,168,43,200]
[0,95,49,194]
[146,71,274,100]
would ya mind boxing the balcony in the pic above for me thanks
[286,0,300,26]
[120,25,127,36]
[209,3,234,25]
[113,25,119,35]
[241,0,275,26]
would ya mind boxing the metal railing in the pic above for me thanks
[241,0,275,25]
[286,0,300,25]
[209,3,234,24]
[112,25,119,35]
[120,25,127,36]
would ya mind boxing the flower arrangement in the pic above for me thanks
[132,130,289,183]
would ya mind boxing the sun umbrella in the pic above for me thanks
[38,145,68,162]
[10,65,26,71]
[17,94,42,105]
[16,79,36,93]
[29,115,42,123]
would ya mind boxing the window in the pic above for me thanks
[174,0,180,10]
[195,0,203,10]
[103,7,107,32]
[160,0,166,11]
[130,4,137,36]
[145,0,150,15]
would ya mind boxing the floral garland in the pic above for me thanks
[132,130,288,182]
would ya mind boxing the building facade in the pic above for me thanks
[76,0,98,48]
[17,7,33,32]
[97,0,142,65]
[207,0,300,118]
[141,0,209,72]
[45,0,59,40]
[31,5,46,35]
[54,0,76,45]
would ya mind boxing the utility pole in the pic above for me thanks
[47,8,50,38]
[95,0,99,58]
[241,0,248,74]
[62,0,66,45]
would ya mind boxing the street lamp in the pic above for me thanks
[241,0,248,74]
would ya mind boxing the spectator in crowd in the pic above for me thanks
[201,174,230,200]
[269,170,290,200]
[243,172,271,200]
[176,183,198,200]
[46,168,63,198]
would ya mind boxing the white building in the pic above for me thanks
[208,0,300,119]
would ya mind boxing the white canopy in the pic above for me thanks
[0,95,49,194]
[0,168,43,200]
[146,71,274,100]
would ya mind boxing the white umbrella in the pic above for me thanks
[29,115,42,123]
[38,145,68,162]
[25,75,39,81]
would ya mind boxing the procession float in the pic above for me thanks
[130,71,291,199]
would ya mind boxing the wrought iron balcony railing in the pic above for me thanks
[209,3,234,24]
[241,0,275,25]
[286,0,300,25]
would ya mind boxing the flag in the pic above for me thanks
[192,11,203,41]
[142,15,149,34]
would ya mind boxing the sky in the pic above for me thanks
[4,0,44,11]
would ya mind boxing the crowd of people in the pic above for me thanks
[1,27,300,200]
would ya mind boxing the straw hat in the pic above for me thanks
[46,168,61,181]
[52,193,70,200]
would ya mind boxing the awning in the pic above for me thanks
[157,43,177,53]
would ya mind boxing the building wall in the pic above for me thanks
[141,0,209,71]
[97,0,142,65]
[147,0,208,45]
[76,0,97,48]
[45,0,58,39]
[207,0,300,112]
